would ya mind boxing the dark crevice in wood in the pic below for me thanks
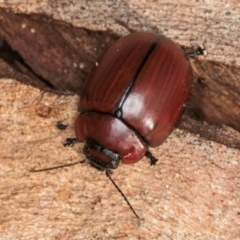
[179,115,240,150]
[0,8,119,93]
[0,39,54,89]
[0,8,240,149]
[187,59,240,132]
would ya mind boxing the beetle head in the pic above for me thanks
[83,138,121,170]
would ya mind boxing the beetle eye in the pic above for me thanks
[83,139,121,170]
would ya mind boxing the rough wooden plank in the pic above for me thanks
[0,0,239,65]
[0,1,240,239]
[0,8,118,92]
[0,79,239,239]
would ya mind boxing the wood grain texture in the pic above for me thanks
[0,79,239,239]
[0,0,239,65]
[0,0,240,239]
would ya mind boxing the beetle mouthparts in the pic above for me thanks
[83,138,121,170]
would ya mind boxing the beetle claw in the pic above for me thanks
[187,46,206,58]
[64,138,79,147]
[145,151,158,165]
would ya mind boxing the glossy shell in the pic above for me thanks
[75,32,192,164]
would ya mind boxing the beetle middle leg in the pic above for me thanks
[145,151,158,165]
[56,122,79,147]
[187,46,206,57]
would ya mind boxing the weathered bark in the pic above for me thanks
[0,1,239,239]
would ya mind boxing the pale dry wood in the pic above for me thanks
[0,1,240,239]
[0,79,240,239]
[0,0,239,65]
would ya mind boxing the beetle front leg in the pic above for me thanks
[145,151,158,165]
[64,138,79,147]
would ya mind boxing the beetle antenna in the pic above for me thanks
[30,159,86,172]
[105,170,140,219]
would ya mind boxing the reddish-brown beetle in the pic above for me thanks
[75,32,192,170]
[32,32,195,219]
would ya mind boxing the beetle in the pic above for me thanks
[75,32,193,170]
[33,32,196,219]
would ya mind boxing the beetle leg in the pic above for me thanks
[63,138,79,147]
[145,151,158,165]
[56,121,68,130]
[187,46,206,57]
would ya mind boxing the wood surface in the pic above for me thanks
[0,1,239,239]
